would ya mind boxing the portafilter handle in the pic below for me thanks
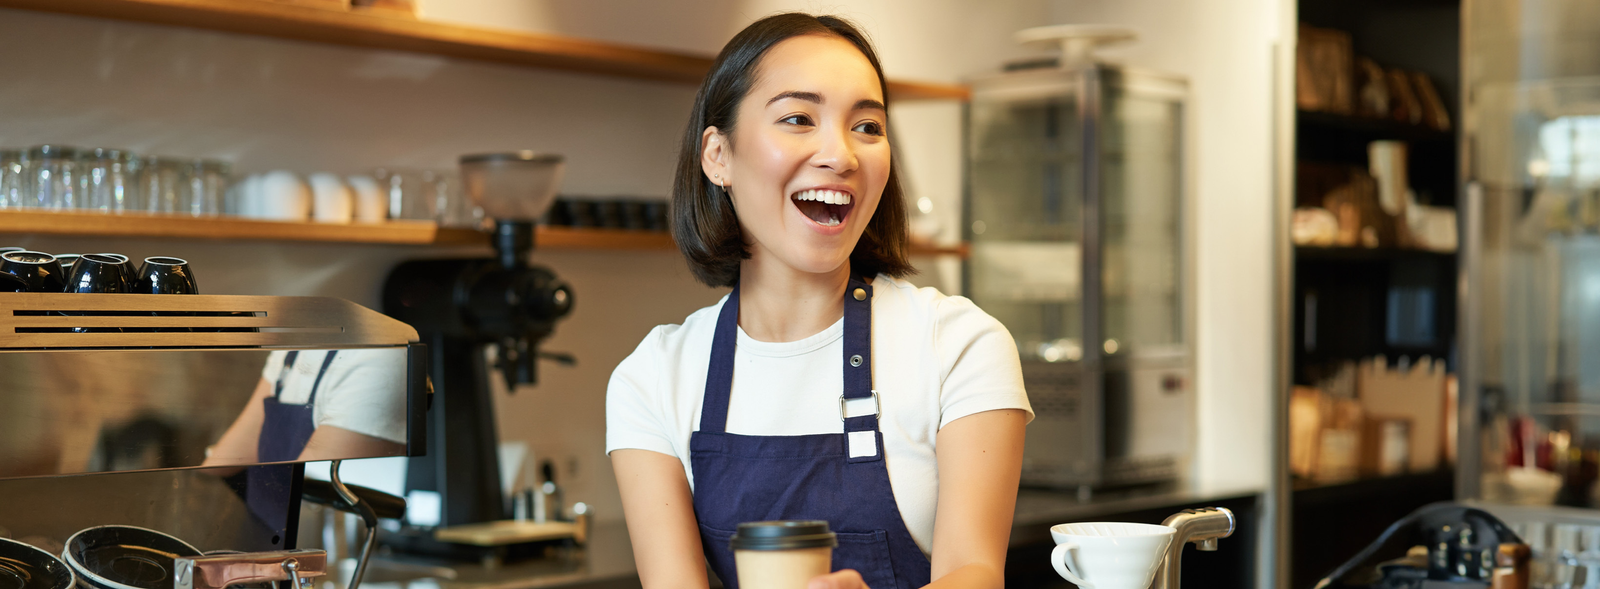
[173,549,326,589]
[1152,507,1235,589]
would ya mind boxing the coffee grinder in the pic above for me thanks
[381,152,575,557]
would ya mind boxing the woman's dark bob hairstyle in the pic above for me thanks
[671,13,914,288]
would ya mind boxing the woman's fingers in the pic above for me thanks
[807,569,868,589]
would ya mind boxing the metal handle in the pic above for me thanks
[330,459,379,589]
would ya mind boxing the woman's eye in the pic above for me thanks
[853,121,885,136]
[780,114,814,126]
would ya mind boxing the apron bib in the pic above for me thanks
[690,279,932,589]
[246,350,338,527]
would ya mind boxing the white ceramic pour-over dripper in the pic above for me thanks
[1049,522,1175,589]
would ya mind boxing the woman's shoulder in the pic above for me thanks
[621,292,729,362]
[871,275,1003,330]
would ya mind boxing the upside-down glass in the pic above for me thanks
[141,156,190,215]
[186,159,229,216]
[26,145,81,210]
[0,150,22,209]
[82,148,140,214]
[374,168,439,221]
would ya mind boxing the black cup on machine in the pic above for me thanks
[135,257,197,295]
[1,251,67,292]
[55,254,80,274]
[64,254,131,294]
[94,253,139,287]
[0,271,29,293]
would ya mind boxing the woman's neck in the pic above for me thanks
[737,256,853,343]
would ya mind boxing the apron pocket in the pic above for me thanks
[697,524,739,588]
[833,530,897,589]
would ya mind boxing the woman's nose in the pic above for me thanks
[811,127,859,174]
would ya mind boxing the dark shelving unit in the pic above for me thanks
[1289,1,1461,587]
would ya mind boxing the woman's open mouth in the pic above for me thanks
[791,189,855,228]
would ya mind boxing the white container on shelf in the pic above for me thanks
[346,174,386,223]
[259,170,311,221]
[308,172,353,224]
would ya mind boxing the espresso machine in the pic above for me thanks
[381,152,577,558]
[0,292,429,589]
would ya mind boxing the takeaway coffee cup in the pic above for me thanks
[729,521,837,589]
[1049,522,1175,589]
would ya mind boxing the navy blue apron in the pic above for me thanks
[246,350,338,528]
[691,279,932,589]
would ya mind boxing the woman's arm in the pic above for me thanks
[298,426,405,461]
[925,408,1027,588]
[613,448,711,589]
[200,377,274,475]
[808,408,1027,589]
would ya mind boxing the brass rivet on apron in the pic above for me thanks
[851,355,863,367]
[853,288,866,301]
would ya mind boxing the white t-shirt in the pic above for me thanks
[605,275,1033,553]
[260,349,408,444]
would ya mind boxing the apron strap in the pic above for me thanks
[698,285,740,434]
[274,350,300,399]
[842,278,882,463]
[305,351,339,405]
[274,350,339,405]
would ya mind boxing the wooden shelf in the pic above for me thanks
[0,0,970,102]
[0,210,969,257]
[0,210,669,249]
[1294,245,1456,261]
[1297,110,1452,143]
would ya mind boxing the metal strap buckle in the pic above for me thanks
[839,390,881,421]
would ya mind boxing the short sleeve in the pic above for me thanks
[934,296,1034,428]
[313,349,408,443]
[260,350,288,383]
[606,327,679,457]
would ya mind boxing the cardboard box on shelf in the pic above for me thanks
[1357,356,1448,473]
[1297,25,1354,114]
[1290,385,1367,482]
[1360,416,1411,477]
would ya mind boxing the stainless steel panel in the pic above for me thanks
[0,294,421,479]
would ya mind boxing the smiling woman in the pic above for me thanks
[608,13,1032,589]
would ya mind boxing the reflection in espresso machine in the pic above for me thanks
[0,347,412,479]
[0,292,427,565]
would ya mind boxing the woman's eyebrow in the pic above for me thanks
[768,90,823,106]
[765,92,886,112]
[854,99,886,112]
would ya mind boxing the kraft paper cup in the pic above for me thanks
[730,521,837,589]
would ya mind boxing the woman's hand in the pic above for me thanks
[808,570,868,589]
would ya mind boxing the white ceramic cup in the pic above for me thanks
[308,172,353,223]
[346,174,387,223]
[1049,522,1175,589]
[259,170,311,221]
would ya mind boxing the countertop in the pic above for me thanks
[353,484,1263,589]
[347,521,640,589]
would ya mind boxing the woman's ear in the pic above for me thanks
[701,126,731,188]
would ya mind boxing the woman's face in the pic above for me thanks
[702,34,891,278]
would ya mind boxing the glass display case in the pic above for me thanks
[965,26,1193,490]
[1460,0,1600,509]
